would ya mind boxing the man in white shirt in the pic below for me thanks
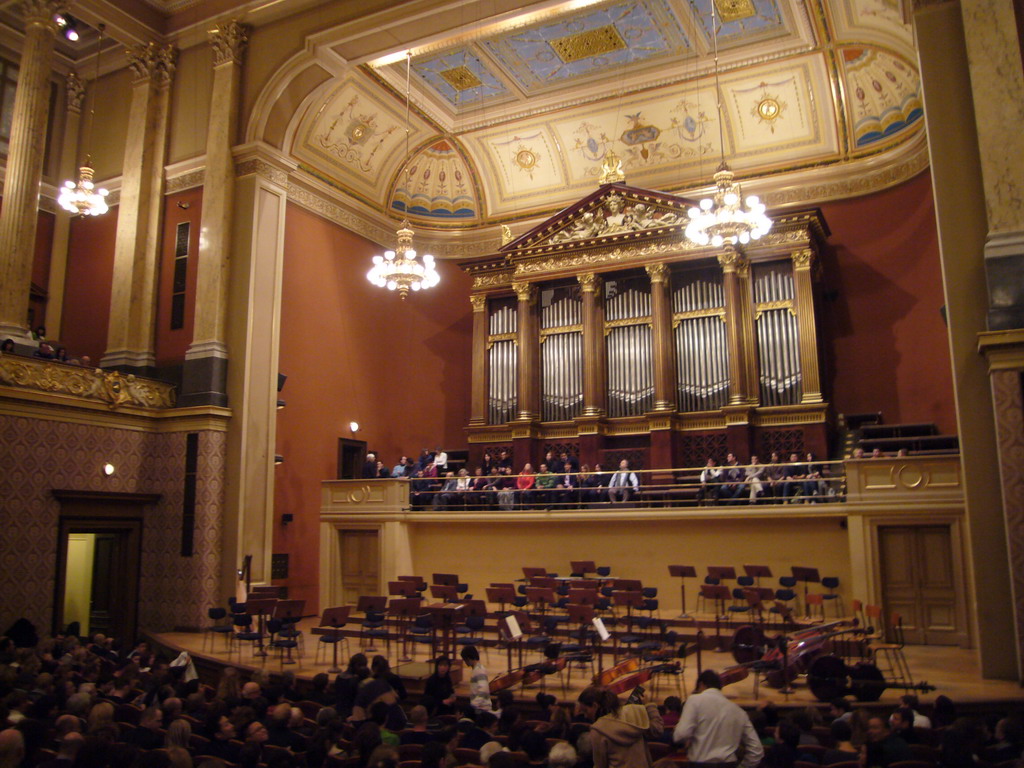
[673,670,763,768]
[607,459,640,503]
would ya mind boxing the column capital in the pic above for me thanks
[210,21,249,67]
[577,272,602,295]
[470,294,487,312]
[645,262,670,284]
[21,0,67,28]
[126,42,177,86]
[792,248,814,269]
[65,71,84,113]
[513,281,536,303]
[717,247,748,273]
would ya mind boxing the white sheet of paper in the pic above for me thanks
[504,614,523,639]
[593,617,610,641]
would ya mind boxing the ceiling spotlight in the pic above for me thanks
[55,13,80,41]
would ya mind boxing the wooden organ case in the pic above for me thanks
[460,182,831,473]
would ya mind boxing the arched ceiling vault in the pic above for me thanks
[256,0,926,241]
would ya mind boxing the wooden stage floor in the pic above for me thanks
[147,615,1024,711]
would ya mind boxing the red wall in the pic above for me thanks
[273,203,474,608]
[61,207,118,363]
[819,171,957,433]
[154,187,203,366]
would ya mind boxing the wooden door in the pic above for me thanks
[339,528,380,604]
[878,525,959,645]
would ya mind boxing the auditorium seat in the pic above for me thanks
[204,607,234,652]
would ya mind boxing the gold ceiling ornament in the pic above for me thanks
[684,3,772,248]
[501,224,514,245]
[599,150,626,184]
[58,23,109,218]
[439,65,482,91]
[550,24,627,64]
[715,0,757,23]
[751,82,787,133]
[366,52,440,299]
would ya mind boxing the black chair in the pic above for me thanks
[267,618,299,666]
[205,607,234,652]
[231,613,264,659]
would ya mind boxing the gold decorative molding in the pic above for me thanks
[516,240,686,278]
[599,150,625,185]
[512,281,537,303]
[166,168,205,193]
[0,355,176,410]
[754,299,796,319]
[604,317,651,335]
[126,42,177,86]
[717,248,747,273]
[472,269,515,290]
[539,324,583,340]
[673,308,726,326]
[577,272,602,294]
[209,20,249,67]
[236,158,289,186]
[286,182,397,248]
[645,262,670,283]
[486,332,517,350]
[470,294,487,312]
[65,72,84,113]
[22,0,67,27]
[978,329,1024,372]
[792,248,814,269]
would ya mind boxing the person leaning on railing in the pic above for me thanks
[697,458,721,506]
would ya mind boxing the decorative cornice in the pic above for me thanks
[235,158,289,186]
[22,0,67,28]
[286,181,394,246]
[577,272,602,294]
[470,294,487,312]
[126,43,177,86]
[209,21,249,68]
[0,355,176,410]
[513,282,537,303]
[166,168,205,194]
[65,72,84,113]
[472,269,514,290]
[645,262,670,283]
[792,248,814,269]
[515,240,682,279]
[717,248,747,273]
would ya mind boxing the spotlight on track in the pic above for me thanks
[55,13,80,41]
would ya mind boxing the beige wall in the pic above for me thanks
[84,67,134,183]
[407,517,852,614]
[167,43,214,165]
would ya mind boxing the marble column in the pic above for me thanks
[180,21,248,407]
[646,263,676,412]
[221,148,293,593]
[913,0,1015,679]
[958,0,1024,330]
[578,272,606,417]
[791,248,823,404]
[469,294,488,426]
[514,281,539,421]
[0,0,67,341]
[102,42,177,374]
[46,72,85,339]
[718,248,750,405]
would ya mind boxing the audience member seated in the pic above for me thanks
[607,460,639,504]
[781,453,806,502]
[363,453,379,479]
[863,715,912,766]
[534,464,557,508]
[461,711,500,751]
[516,464,536,508]
[554,464,579,508]
[744,455,765,503]
[697,458,721,506]
[821,719,858,764]
[719,453,744,504]
[579,464,605,505]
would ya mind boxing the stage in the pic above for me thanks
[145,611,1024,712]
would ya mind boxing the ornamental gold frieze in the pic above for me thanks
[472,270,514,290]
[0,356,176,410]
[513,240,691,279]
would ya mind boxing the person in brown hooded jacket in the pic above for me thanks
[585,686,664,768]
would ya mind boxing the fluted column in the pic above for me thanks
[791,248,823,403]
[514,281,539,421]
[46,72,85,338]
[469,294,488,425]
[646,263,676,412]
[181,21,248,406]
[0,0,67,341]
[718,248,751,405]
[738,258,759,405]
[578,273,606,417]
[102,42,177,373]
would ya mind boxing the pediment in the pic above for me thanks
[502,183,695,254]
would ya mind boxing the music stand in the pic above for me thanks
[499,610,528,671]
[426,602,465,659]
[706,566,736,584]
[570,560,596,576]
[244,598,279,656]
[389,597,422,662]
[791,566,821,617]
[525,587,557,615]
[668,565,697,619]
[566,603,596,681]
[430,584,459,602]
[486,586,517,616]
[315,606,351,673]
[568,588,598,606]
[389,581,420,597]
[699,584,731,651]
[614,579,642,591]
[398,575,428,593]
[432,573,459,587]
[743,565,773,587]
[522,567,547,580]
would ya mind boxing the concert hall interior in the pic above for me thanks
[1,0,1024,727]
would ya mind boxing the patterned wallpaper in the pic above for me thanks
[0,414,224,636]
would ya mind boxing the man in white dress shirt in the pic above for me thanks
[673,670,763,768]
[607,459,639,504]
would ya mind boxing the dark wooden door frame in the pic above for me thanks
[52,490,159,643]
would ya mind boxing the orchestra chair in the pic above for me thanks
[864,604,887,642]
[314,606,352,670]
[805,593,825,622]
[695,576,720,614]
[230,613,265,660]
[408,612,436,658]
[357,596,390,653]
[821,577,844,617]
[868,609,913,690]
[273,599,306,657]
[204,607,234,653]
[771,588,797,625]
[454,600,488,646]
[266,618,299,666]
[727,589,753,624]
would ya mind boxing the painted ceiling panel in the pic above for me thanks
[412,46,511,108]
[840,46,922,149]
[391,137,483,223]
[688,0,788,46]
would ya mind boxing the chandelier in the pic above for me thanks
[59,23,109,217]
[685,4,771,247]
[367,51,440,299]
[367,220,439,299]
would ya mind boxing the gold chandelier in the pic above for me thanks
[366,51,440,299]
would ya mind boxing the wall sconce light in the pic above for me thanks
[349,421,360,433]
[281,513,294,525]
[102,462,115,476]
[274,454,284,465]
[277,372,287,409]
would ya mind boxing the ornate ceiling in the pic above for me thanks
[286,0,923,231]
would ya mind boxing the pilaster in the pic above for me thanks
[0,0,67,341]
[102,42,177,373]
[469,294,488,426]
[577,272,606,418]
[514,281,539,422]
[791,248,823,404]
[718,248,751,405]
[181,21,248,407]
[646,263,676,412]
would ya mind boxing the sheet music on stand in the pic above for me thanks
[501,614,523,640]
[592,617,610,642]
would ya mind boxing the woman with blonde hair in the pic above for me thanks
[216,666,240,702]
[166,718,192,750]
